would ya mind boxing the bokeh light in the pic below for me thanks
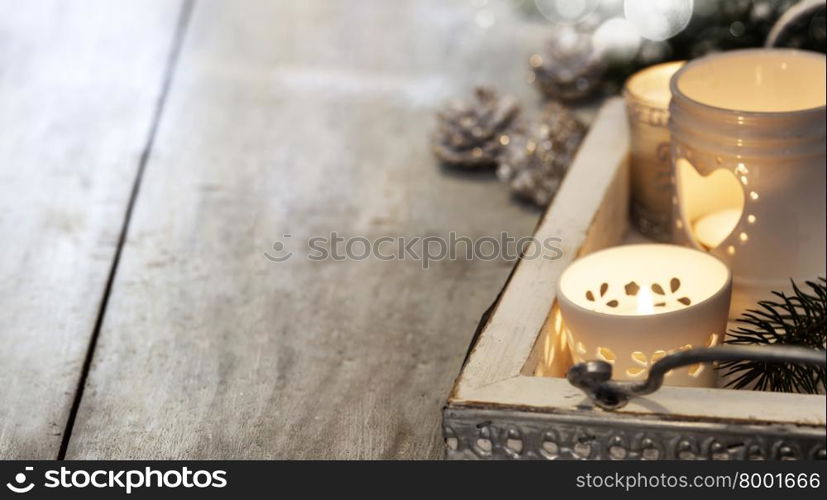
[624,0,694,41]
[593,17,642,62]
[534,0,599,24]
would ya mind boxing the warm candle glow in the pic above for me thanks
[635,287,655,315]
[623,61,685,242]
[675,50,826,112]
[557,244,732,388]
[676,158,744,251]
[670,49,826,317]
[561,244,728,317]
[625,61,684,109]
[692,208,742,250]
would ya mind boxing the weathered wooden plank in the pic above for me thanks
[0,0,183,458]
[65,0,545,458]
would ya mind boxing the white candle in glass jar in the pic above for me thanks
[623,61,685,242]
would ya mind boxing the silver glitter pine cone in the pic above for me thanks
[432,87,520,168]
[529,25,607,103]
[497,101,586,207]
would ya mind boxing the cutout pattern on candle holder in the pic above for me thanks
[582,332,720,380]
[668,49,826,317]
[675,158,745,252]
[582,277,693,313]
[558,244,731,388]
[564,315,725,382]
[584,282,618,309]
[650,277,691,307]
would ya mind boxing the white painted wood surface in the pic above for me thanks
[0,0,183,459]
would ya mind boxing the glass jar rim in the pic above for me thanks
[669,48,827,119]
[624,60,686,110]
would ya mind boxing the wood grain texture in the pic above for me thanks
[0,0,182,458]
[65,0,544,459]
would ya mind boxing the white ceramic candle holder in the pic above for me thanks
[557,244,731,388]
[669,49,826,316]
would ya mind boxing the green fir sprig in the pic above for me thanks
[719,278,826,394]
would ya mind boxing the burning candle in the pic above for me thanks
[557,244,731,388]
[669,49,826,316]
[635,287,655,315]
[623,61,685,242]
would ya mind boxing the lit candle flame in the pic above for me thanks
[636,287,655,315]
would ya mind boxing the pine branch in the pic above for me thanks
[719,278,826,394]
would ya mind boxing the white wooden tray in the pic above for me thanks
[443,98,826,460]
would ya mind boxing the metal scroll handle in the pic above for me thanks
[765,0,825,48]
[567,345,826,411]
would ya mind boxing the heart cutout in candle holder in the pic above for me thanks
[676,158,744,250]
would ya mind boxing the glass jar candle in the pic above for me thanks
[623,61,685,242]
[669,49,826,316]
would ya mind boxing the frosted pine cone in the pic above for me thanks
[432,87,521,168]
[497,101,586,207]
[529,25,607,103]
